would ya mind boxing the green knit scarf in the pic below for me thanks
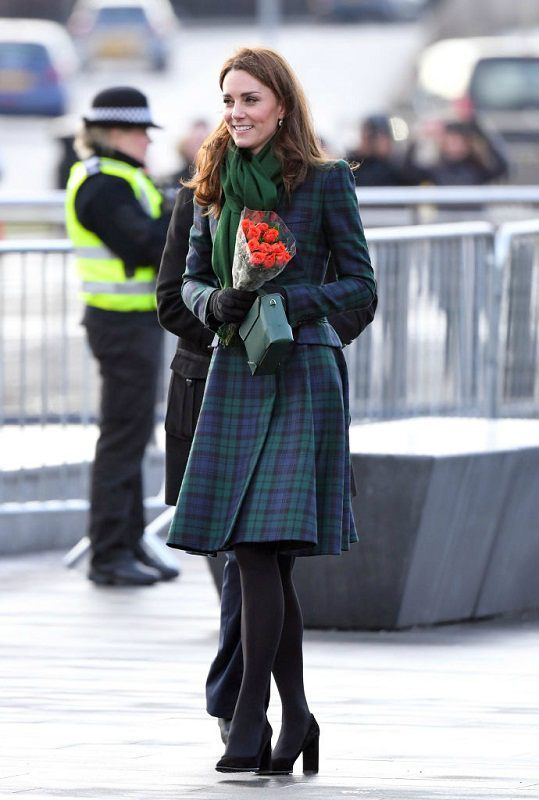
[212,141,282,288]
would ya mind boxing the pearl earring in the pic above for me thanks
[278,118,283,128]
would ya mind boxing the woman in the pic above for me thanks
[165,47,376,774]
[157,189,375,745]
[65,86,176,586]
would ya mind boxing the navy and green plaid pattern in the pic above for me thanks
[169,158,374,557]
[183,159,376,339]
[167,344,357,556]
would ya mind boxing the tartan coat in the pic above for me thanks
[167,159,376,556]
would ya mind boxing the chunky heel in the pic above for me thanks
[302,730,319,773]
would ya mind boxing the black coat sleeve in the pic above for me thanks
[325,257,377,344]
[75,173,171,273]
[156,186,215,349]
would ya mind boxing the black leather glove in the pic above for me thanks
[209,288,257,324]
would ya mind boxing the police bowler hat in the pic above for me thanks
[83,86,162,129]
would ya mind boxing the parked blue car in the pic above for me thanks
[0,19,79,117]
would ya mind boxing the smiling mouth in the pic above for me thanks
[233,125,254,132]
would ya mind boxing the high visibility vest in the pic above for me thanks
[65,156,163,311]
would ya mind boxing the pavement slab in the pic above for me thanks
[1,551,538,799]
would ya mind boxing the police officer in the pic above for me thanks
[66,86,178,586]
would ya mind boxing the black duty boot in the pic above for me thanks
[89,552,160,586]
[133,544,180,581]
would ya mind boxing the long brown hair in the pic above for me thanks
[187,46,329,215]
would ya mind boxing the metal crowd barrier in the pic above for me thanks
[493,220,539,419]
[0,239,174,510]
[3,186,539,233]
[0,240,95,428]
[346,221,496,420]
[1,220,539,511]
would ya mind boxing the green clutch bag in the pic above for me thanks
[239,293,294,376]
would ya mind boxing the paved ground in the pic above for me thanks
[1,550,538,799]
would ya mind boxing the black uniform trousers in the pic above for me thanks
[84,306,163,568]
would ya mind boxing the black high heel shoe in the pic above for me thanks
[268,714,319,775]
[215,720,272,773]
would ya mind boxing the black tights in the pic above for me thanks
[224,543,311,758]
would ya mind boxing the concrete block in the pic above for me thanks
[474,447,539,617]
[0,450,165,555]
[295,418,539,629]
[209,418,539,630]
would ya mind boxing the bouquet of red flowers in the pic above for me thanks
[232,208,296,290]
[219,208,296,345]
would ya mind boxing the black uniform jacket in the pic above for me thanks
[75,147,171,277]
[76,147,172,329]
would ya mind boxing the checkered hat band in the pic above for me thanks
[86,107,153,124]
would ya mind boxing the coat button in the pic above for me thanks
[185,378,193,386]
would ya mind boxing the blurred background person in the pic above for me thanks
[65,86,177,587]
[159,118,211,193]
[346,113,413,187]
[51,115,79,189]
[56,132,78,189]
[405,118,509,186]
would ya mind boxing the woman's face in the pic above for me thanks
[222,69,284,155]
[108,126,151,164]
